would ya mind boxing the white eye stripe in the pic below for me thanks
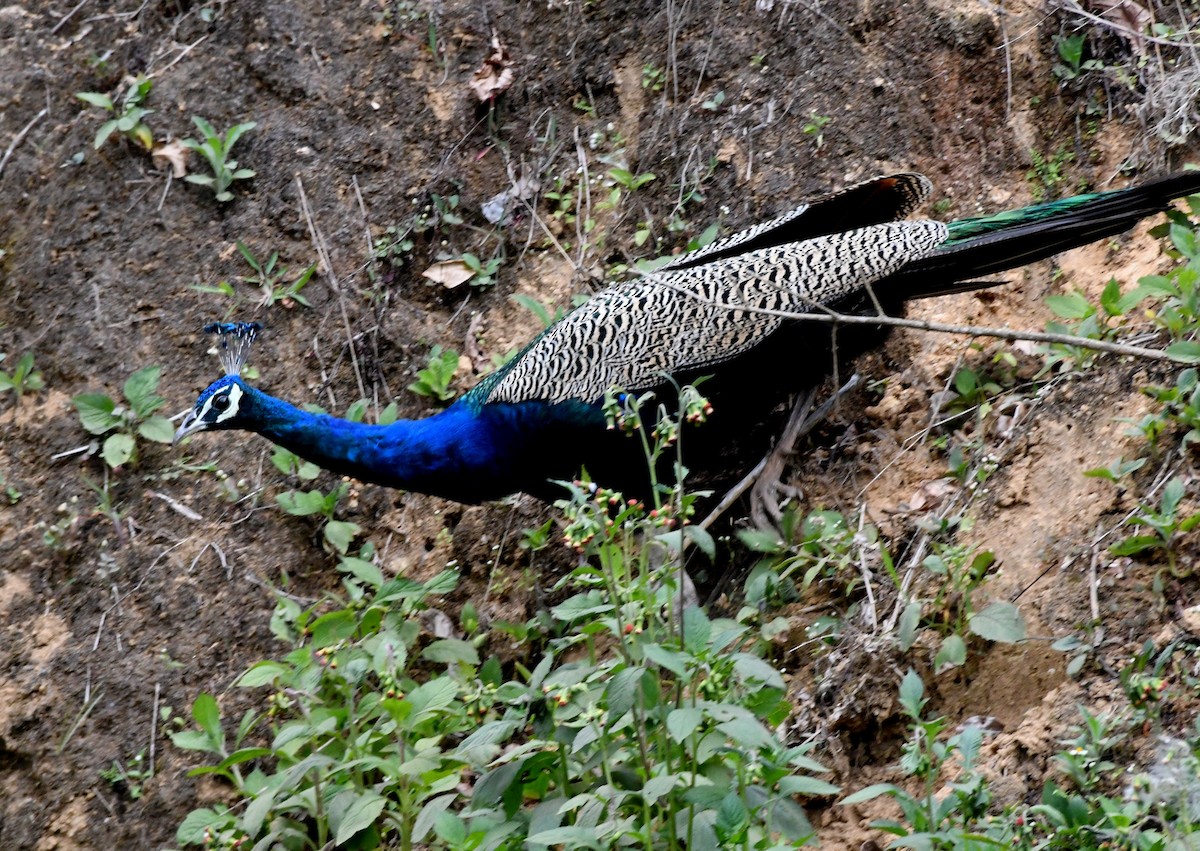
[200,384,243,423]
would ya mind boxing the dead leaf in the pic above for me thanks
[421,259,475,289]
[151,139,188,178]
[1089,0,1151,50]
[906,478,959,512]
[420,608,458,639]
[481,174,539,224]
[468,33,515,102]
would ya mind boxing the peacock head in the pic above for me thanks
[173,322,263,444]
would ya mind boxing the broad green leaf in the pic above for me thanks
[1166,341,1200,364]
[641,643,689,678]
[123,365,164,416]
[169,729,213,752]
[310,609,356,647]
[1045,291,1092,319]
[682,605,711,654]
[236,661,289,687]
[551,592,613,621]
[191,693,222,741]
[138,415,175,443]
[898,669,925,715]
[338,556,383,588]
[684,524,716,559]
[731,653,785,689]
[716,716,774,750]
[898,600,921,651]
[935,634,967,671]
[103,433,135,468]
[641,773,678,803]
[175,808,229,844]
[73,393,120,434]
[1109,534,1161,556]
[434,811,468,845]
[276,489,326,515]
[969,601,1027,643]
[76,91,113,109]
[328,789,386,846]
[777,775,840,796]
[840,782,904,805]
[323,520,360,554]
[603,666,646,718]
[404,677,458,725]
[667,707,703,743]
[422,638,479,665]
[413,793,456,842]
[736,528,785,553]
[455,720,520,758]
[241,789,275,838]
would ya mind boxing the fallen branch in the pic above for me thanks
[654,278,1192,365]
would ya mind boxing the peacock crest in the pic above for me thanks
[205,321,262,376]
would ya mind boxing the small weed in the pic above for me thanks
[76,76,154,150]
[739,507,879,607]
[0,352,45,400]
[802,112,831,149]
[408,345,459,402]
[641,62,666,92]
[1109,476,1200,574]
[236,241,316,307]
[100,750,152,800]
[1027,147,1075,201]
[700,90,726,111]
[73,365,175,468]
[1053,32,1103,82]
[276,480,360,555]
[459,252,502,288]
[182,116,256,202]
[898,544,1025,672]
[1083,456,1147,487]
[1041,280,1144,372]
[843,671,999,845]
[608,166,657,193]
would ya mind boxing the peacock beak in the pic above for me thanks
[173,410,207,444]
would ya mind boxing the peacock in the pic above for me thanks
[175,171,1200,504]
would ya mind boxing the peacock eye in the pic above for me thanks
[212,393,231,411]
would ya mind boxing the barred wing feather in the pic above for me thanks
[485,220,948,406]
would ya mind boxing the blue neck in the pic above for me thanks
[240,386,604,502]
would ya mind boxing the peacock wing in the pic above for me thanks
[662,173,933,272]
[484,219,948,406]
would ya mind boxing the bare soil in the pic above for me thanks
[1,0,1198,849]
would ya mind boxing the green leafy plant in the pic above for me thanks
[1109,476,1200,574]
[609,166,657,192]
[459,252,502,288]
[802,112,831,149]
[1027,147,1075,201]
[1053,33,1103,82]
[76,75,154,150]
[1040,281,1143,373]
[99,750,152,800]
[0,352,45,399]
[408,345,459,402]
[641,62,666,92]
[739,507,881,607]
[236,241,316,307]
[898,545,1026,672]
[842,671,1003,847]
[72,365,175,468]
[276,480,360,555]
[182,116,256,202]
